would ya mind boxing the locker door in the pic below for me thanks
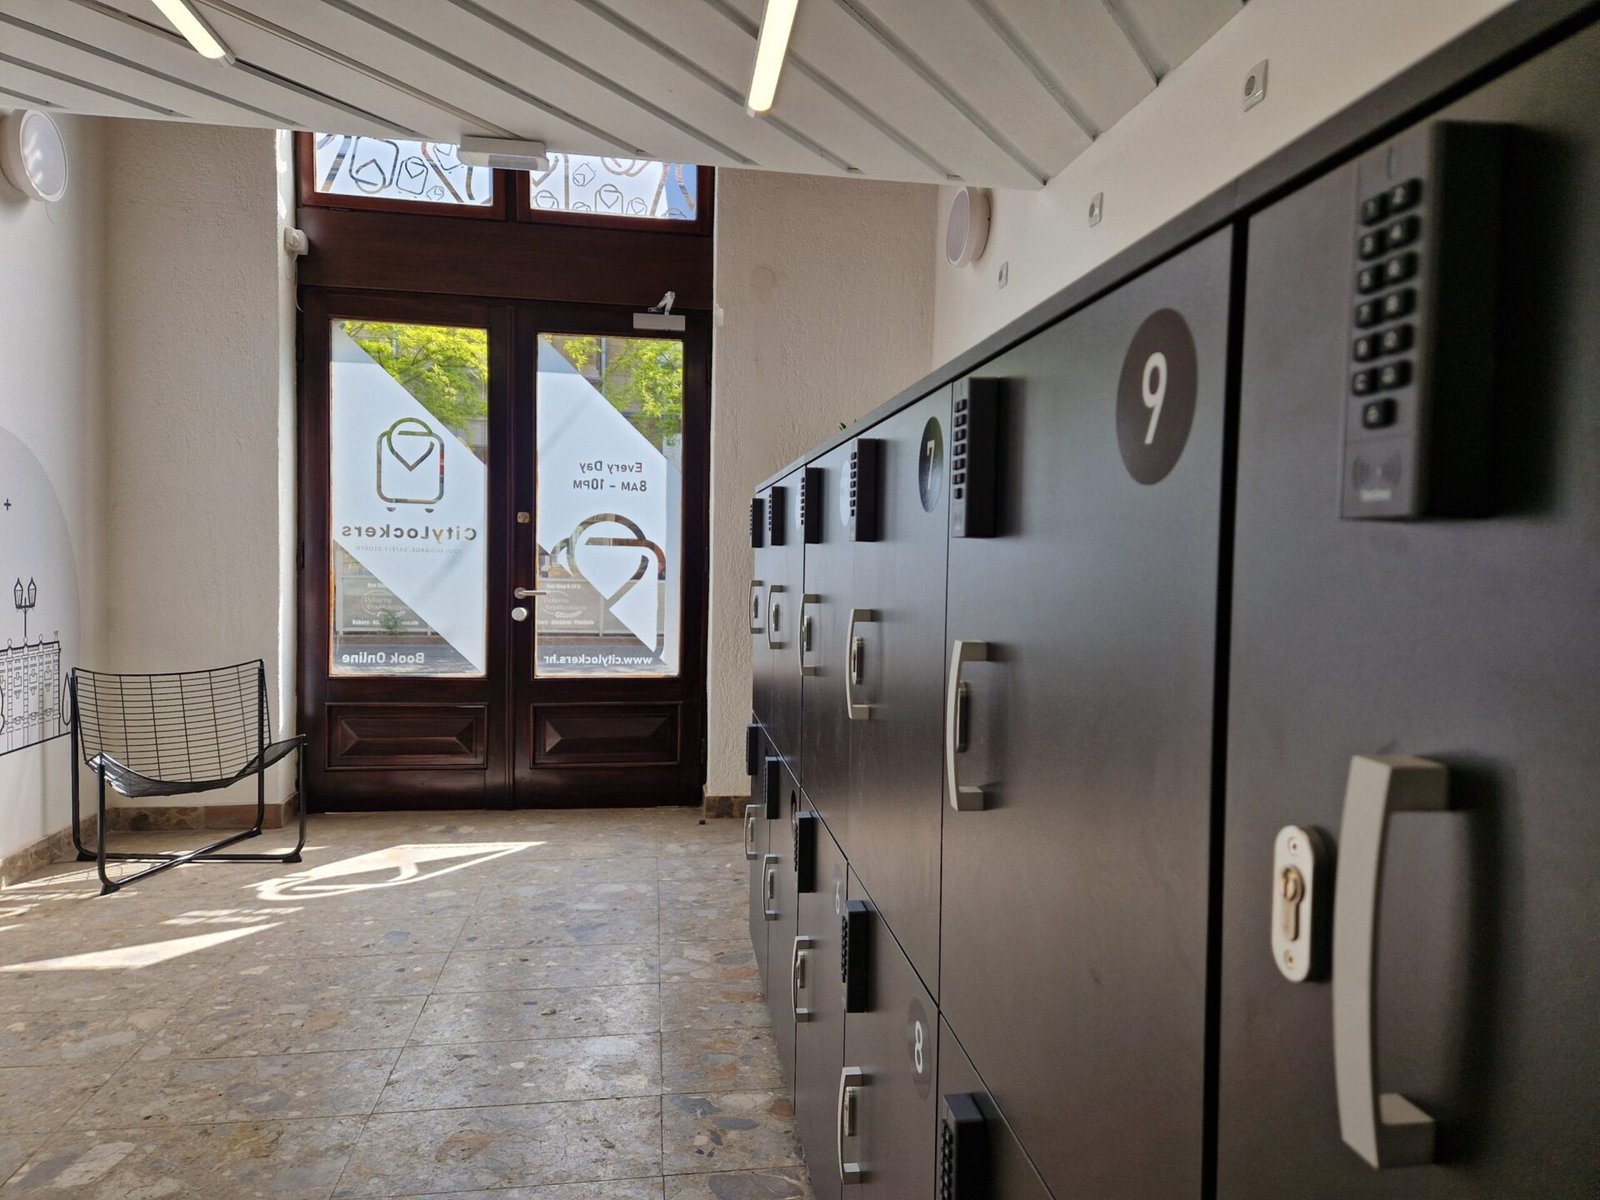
[771,470,807,760]
[794,803,848,1200]
[799,441,863,848]
[844,390,952,990]
[940,228,1234,1197]
[936,1019,1052,1200]
[748,742,778,988]
[1218,29,1600,1197]
[763,764,802,1091]
[751,489,773,732]
[840,876,939,1200]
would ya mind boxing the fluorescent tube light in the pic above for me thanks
[746,0,799,115]
[151,0,234,63]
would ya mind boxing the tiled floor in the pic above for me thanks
[0,808,814,1199]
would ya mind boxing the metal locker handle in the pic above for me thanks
[838,1066,865,1183]
[767,585,786,649]
[845,608,877,720]
[945,640,990,810]
[792,934,815,1021]
[749,580,765,634]
[800,593,821,675]
[1332,754,1449,1170]
[763,854,780,921]
[743,804,759,861]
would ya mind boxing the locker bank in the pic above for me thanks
[746,8,1600,1199]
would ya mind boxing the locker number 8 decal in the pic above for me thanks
[1116,308,1198,485]
[908,1000,933,1099]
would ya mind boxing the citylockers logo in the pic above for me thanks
[376,417,444,511]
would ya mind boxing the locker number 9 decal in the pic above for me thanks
[1116,308,1198,485]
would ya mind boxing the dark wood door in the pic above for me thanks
[299,290,709,810]
[939,229,1235,1198]
[1218,29,1600,1197]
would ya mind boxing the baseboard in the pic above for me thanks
[701,794,744,818]
[0,814,98,888]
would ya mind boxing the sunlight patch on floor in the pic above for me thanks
[0,922,279,971]
[251,841,541,901]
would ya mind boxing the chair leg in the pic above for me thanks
[284,750,307,862]
[95,764,118,896]
[71,757,95,862]
[247,766,266,839]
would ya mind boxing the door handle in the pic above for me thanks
[800,593,821,675]
[767,584,786,649]
[792,934,815,1021]
[744,804,759,861]
[763,854,779,921]
[1332,754,1449,1170]
[837,1065,865,1183]
[749,580,765,634]
[513,587,546,599]
[945,639,990,810]
[845,608,876,720]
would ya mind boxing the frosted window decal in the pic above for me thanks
[313,134,494,208]
[528,155,699,223]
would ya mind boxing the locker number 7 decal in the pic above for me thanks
[1117,309,1198,485]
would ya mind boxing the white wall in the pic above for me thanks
[706,169,936,798]
[931,0,1519,361]
[101,120,297,807]
[0,114,107,864]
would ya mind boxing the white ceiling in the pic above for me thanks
[0,0,1241,188]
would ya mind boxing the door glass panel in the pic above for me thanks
[312,134,494,208]
[535,334,683,677]
[329,320,489,676]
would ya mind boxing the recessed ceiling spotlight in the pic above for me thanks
[151,0,234,63]
[746,0,800,115]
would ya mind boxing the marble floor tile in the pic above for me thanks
[207,951,449,1001]
[660,980,769,1031]
[67,1048,399,1127]
[0,1117,364,1199]
[472,857,659,888]
[0,1136,44,1187]
[406,1182,664,1200]
[410,986,661,1044]
[661,1092,802,1176]
[241,914,469,959]
[458,906,658,952]
[435,945,658,993]
[659,903,748,943]
[663,1167,813,1199]
[0,1065,112,1134]
[333,1097,663,1197]
[659,942,761,985]
[134,995,426,1060]
[0,1008,173,1066]
[0,957,235,1015]
[661,1029,784,1095]
[475,880,658,913]
[378,1034,660,1110]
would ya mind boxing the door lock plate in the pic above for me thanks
[1272,824,1327,982]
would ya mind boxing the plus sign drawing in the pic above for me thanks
[0,428,79,757]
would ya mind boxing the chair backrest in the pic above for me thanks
[70,660,269,784]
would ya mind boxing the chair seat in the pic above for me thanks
[90,736,305,800]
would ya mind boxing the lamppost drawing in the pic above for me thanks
[14,577,36,642]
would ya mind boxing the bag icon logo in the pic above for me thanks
[376,417,445,511]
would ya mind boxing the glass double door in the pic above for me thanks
[300,291,708,810]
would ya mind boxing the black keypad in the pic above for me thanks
[1381,289,1416,320]
[1360,194,1388,225]
[1377,361,1412,390]
[1361,399,1397,429]
[1383,215,1421,250]
[1379,324,1414,355]
[1356,266,1382,294]
[1383,252,1417,285]
[1353,335,1378,362]
[1354,301,1381,329]
[1352,369,1376,396]
[1386,179,1422,212]
[1358,232,1384,260]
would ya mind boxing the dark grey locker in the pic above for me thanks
[936,1019,1052,1200]
[764,763,802,1092]
[799,440,863,849]
[751,488,774,733]
[794,802,849,1200]
[940,229,1235,1197]
[747,742,777,990]
[840,873,939,1200]
[841,390,952,990]
[769,471,805,761]
[1218,27,1600,1198]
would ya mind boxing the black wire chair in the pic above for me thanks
[68,660,307,895]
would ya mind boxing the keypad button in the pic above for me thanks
[953,471,966,484]
[1377,361,1412,390]
[1381,289,1416,320]
[1354,301,1380,329]
[1379,324,1414,355]
[1383,215,1421,250]
[1361,399,1398,429]
[1360,194,1388,225]
[1356,266,1382,294]
[953,485,964,499]
[1386,179,1422,212]
[1352,369,1376,396]
[955,413,967,427]
[954,397,968,412]
[1383,252,1418,285]
[1353,334,1377,362]
[1358,232,1384,260]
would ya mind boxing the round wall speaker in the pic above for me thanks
[944,186,990,267]
[1,109,69,203]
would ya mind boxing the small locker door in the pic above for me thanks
[794,802,848,1200]
[1218,30,1600,1198]
[936,1019,1052,1200]
[940,228,1235,1198]
[843,390,952,991]
[750,489,772,732]
[799,440,870,849]
[747,743,779,988]
[765,472,803,760]
[839,877,939,1200]
[763,764,803,1091]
